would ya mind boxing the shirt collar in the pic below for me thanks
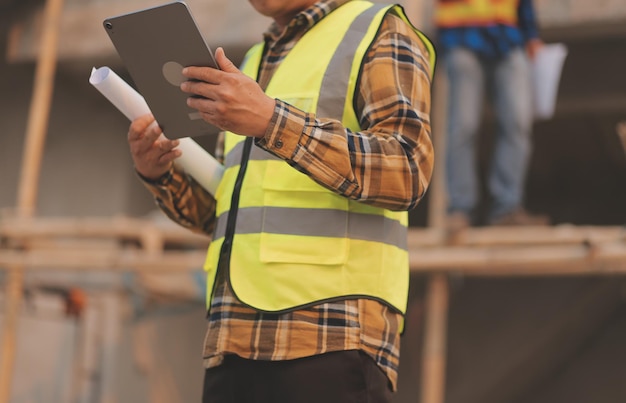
[263,0,351,43]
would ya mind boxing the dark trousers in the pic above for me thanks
[202,350,393,403]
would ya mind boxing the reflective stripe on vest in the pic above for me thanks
[204,1,435,316]
[436,0,519,28]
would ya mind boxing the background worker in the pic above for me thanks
[435,0,549,227]
[127,0,435,401]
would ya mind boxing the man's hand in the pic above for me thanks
[181,47,275,138]
[526,38,544,61]
[128,114,181,180]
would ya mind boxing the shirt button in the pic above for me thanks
[274,140,283,149]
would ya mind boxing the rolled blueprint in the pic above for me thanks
[532,43,568,121]
[89,66,223,195]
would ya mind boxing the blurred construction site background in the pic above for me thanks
[0,0,625,402]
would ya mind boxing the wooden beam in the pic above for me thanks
[0,216,209,247]
[420,274,449,403]
[1,242,625,275]
[4,217,622,249]
[16,0,64,218]
[0,249,207,271]
[427,52,448,230]
[0,268,24,403]
[407,225,625,248]
[2,218,625,275]
[409,243,626,275]
[0,0,65,400]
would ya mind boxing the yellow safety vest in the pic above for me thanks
[204,1,435,317]
[436,0,520,28]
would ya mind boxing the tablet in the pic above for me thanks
[103,1,219,138]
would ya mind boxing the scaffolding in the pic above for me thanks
[1,0,626,402]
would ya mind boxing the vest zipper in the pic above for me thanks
[218,137,253,267]
[206,137,252,319]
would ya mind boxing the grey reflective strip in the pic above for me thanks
[224,142,281,167]
[316,3,387,120]
[213,206,407,250]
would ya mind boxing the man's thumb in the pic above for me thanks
[215,47,237,72]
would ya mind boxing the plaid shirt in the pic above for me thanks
[142,0,433,391]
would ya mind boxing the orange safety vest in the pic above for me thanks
[435,0,520,28]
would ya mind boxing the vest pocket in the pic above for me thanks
[259,192,349,266]
[258,147,349,265]
[259,231,348,265]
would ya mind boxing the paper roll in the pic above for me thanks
[532,43,568,121]
[89,66,223,195]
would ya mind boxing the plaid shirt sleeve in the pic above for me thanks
[256,12,434,211]
[138,160,218,237]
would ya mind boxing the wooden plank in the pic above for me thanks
[16,0,63,216]
[535,0,626,28]
[1,243,625,274]
[406,225,625,248]
[2,241,625,276]
[409,243,626,275]
[3,217,622,249]
[427,51,448,230]
[99,293,122,403]
[1,218,626,275]
[0,268,24,403]
[420,274,449,403]
[0,249,207,271]
[0,216,209,247]
[71,301,101,403]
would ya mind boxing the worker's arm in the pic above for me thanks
[518,0,543,59]
[256,13,434,211]
[178,14,434,212]
[129,114,219,236]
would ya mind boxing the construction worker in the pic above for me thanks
[436,0,549,228]
[127,0,435,401]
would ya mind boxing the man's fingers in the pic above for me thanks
[181,80,217,100]
[186,95,216,113]
[157,138,180,153]
[214,47,238,73]
[129,115,164,147]
[142,120,163,144]
[182,66,220,84]
[128,114,155,141]
[157,148,182,165]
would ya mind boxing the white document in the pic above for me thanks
[532,43,568,121]
[89,66,223,195]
